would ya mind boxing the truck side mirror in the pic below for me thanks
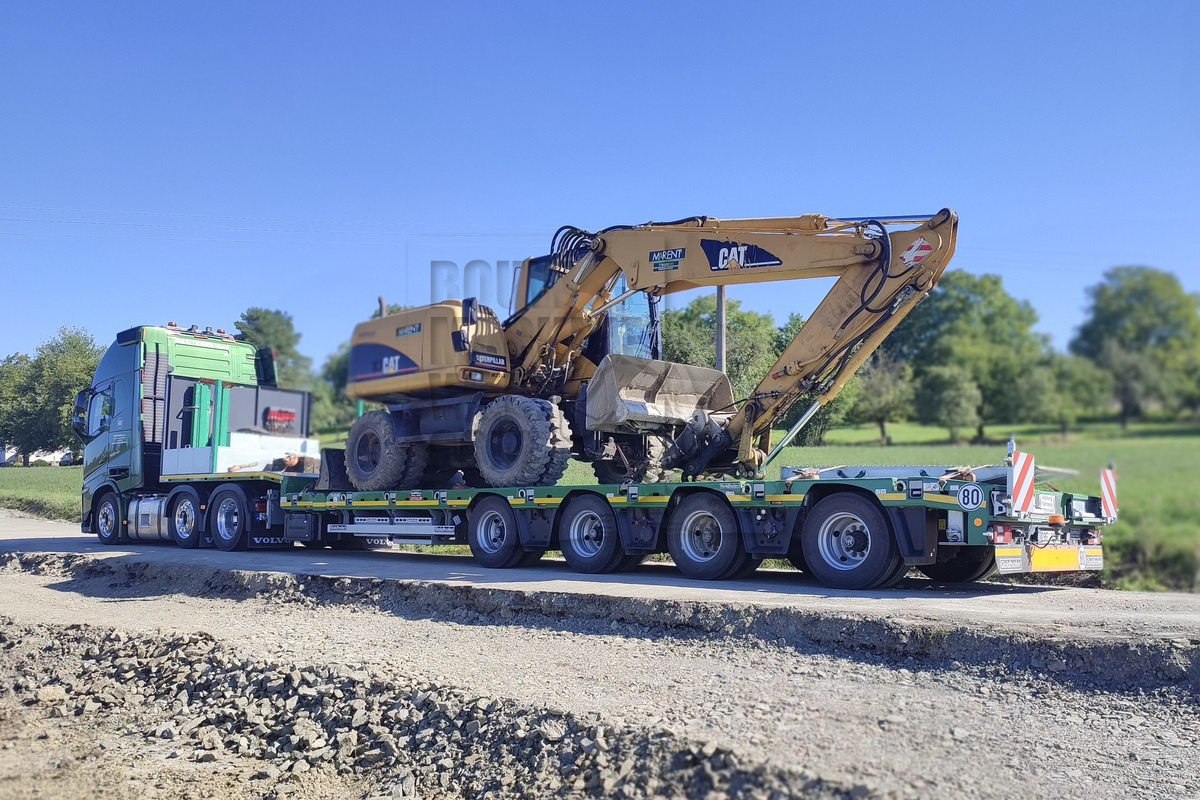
[255,347,278,387]
[71,390,89,440]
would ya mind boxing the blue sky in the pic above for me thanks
[2,2,1196,366]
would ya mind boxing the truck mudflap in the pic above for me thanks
[994,544,1104,574]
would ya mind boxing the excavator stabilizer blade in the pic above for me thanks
[585,354,735,433]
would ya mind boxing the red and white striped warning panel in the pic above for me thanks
[899,237,934,266]
[1010,450,1036,514]
[1100,468,1118,519]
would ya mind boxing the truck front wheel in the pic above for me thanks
[94,492,123,546]
[801,493,899,590]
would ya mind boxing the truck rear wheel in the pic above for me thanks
[667,494,746,580]
[473,397,571,488]
[467,495,526,568]
[94,492,123,546]
[559,494,625,574]
[919,552,996,584]
[801,493,899,590]
[209,487,249,552]
[168,491,203,549]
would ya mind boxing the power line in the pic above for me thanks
[0,230,542,246]
[0,216,546,239]
[0,204,550,231]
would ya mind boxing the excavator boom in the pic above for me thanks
[508,209,958,477]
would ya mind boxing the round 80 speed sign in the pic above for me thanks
[957,483,985,511]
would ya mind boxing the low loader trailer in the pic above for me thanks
[75,323,1113,592]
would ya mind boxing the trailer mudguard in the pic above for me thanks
[734,506,803,556]
[887,507,938,565]
[613,507,665,552]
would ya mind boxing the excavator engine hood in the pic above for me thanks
[585,354,735,434]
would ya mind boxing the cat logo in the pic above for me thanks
[700,239,783,271]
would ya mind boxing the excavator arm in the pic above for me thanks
[505,209,959,477]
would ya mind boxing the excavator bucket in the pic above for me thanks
[585,354,735,433]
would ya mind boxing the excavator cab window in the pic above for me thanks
[510,255,556,317]
[582,276,661,363]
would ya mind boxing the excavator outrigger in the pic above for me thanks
[343,209,958,489]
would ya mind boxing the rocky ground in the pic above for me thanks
[0,536,1197,798]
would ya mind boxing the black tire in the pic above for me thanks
[168,492,203,549]
[329,537,367,551]
[667,494,746,580]
[918,552,997,584]
[398,443,429,489]
[874,559,912,589]
[94,491,123,546]
[209,487,249,552]
[558,494,626,574]
[726,556,762,580]
[473,397,571,487]
[786,524,809,573]
[515,548,546,567]
[467,495,525,568]
[345,411,408,491]
[591,435,674,484]
[801,493,899,590]
[615,552,647,572]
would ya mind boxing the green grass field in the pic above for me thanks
[0,465,82,521]
[6,420,1197,590]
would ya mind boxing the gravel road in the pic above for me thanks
[1,510,1198,799]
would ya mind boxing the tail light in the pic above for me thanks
[989,524,1012,545]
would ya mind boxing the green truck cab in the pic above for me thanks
[73,324,317,546]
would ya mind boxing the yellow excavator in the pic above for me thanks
[343,209,959,489]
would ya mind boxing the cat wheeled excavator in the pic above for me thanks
[343,209,958,490]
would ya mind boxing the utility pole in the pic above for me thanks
[715,286,727,372]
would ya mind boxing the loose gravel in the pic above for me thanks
[0,550,1197,798]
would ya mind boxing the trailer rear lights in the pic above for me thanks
[989,524,1012,544]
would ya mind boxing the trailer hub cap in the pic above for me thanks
[476,510,508,555]
[567,510,604,558]
[679,510,724,563]
[214,497,240,542]
[487,420,523,469]
[818,512,871,571]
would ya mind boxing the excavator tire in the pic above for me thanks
[591,435,674,484]
[398,442,429,489]
[474,396,572,487]
[345,411,409,491]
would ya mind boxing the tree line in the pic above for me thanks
[1,266,1197,462]
[664,266,1200,443]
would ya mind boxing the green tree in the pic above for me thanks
[1098,342,1160,429]
[0,329,104,463]
[234,308,313,390]
[915,365,982,443]
[886,270,1048,440]
[661,294,778,401]
[1034,354,1113,436]
[848,352,914,442]
[1071,267,1200,418]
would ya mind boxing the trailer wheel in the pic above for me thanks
[559,494,625,574]
[801,493,899,590]
[209,487,249,552]
[474,397,570,488]
[919,552,997,584]
[94,492,123,546]
[345,411,409,491]
[467,495,525,568]
[667,494,746,580]
[168,492,203,549]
